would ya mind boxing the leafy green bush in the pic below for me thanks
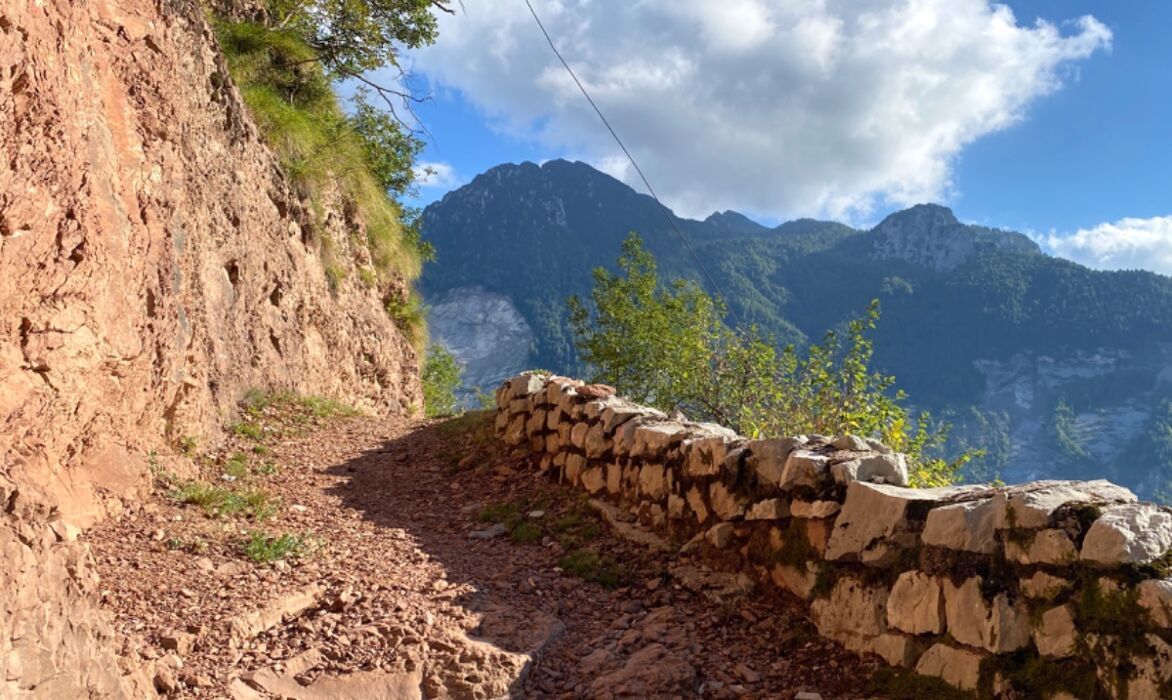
[569,233,976,486]
[422,344,462,417]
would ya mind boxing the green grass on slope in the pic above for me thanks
[214,19,425,349]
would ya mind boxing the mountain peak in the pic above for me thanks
[874,203,959,233]
[703,210,768,236]
[870,204,1039,271]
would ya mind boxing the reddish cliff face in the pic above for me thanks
[0,0,420,694]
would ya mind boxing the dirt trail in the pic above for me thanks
[88,405,884,698]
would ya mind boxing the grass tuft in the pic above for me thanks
[242,531,307,564]
[215,19,426,347]
[558,549,627,589]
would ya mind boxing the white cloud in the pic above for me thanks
[1044,216,1172,276]
[407,0,1110,220]
[413,161,463,190]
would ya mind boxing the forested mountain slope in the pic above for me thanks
[421,160,1172,496]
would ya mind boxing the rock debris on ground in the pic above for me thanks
[88,406,886,698]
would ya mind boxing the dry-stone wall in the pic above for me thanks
[495,372,1172,699]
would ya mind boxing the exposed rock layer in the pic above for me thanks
[0,0,420,694]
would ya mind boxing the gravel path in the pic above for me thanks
[88,405,886,698]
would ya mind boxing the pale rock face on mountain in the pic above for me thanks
[972,346,1172,488]
[869,203,1041,271]
[428,287,534,395]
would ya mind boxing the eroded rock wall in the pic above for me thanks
[496,373,1172,698]
[0,0,420,694]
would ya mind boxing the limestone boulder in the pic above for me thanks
[685,436,732,478]
[915,643,983,691]
[831,435,871,451]
[994,479,1137,530]
[809,578,889,653]
[745,498,790,520]
[921,498,998,553]
[601,404,659,434]
[638,464,668,501]
[1020,571,1072,601]
[824,482,944,562]
[667,494,688,520]
[584,396,623,421]
[830,459,860,485]
[778,450,830,490]
[503,415,527,446]
[869,634,924,668]
[1033,605,1076,658]
[569,422,589,450]
[1005,529,1077,565]
[705,522,735,549]
[564,453,586,486]
[584,423,611,459]
[581,466,606,494]
[856,453,908,486]
[630,423,688,460]
[1129,634,1172,700]
[708,482,747,520]
[1081,503,1172,565]
[770,562,819,601]
[886,572,944,635]
[943,576,1030,653]
[790,500,840,519]
[525,409,547,438]
[1138,579,1172,629]
[686,487,710,524]
[606,463,623,495]
[747,438,805,486]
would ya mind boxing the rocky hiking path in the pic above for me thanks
[87,402,889,699]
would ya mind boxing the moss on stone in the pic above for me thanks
[978,651,1101,700]
[868,666,974,700]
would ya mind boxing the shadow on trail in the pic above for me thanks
[321,414,570,695]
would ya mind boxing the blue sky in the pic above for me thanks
[391,0,1172,275]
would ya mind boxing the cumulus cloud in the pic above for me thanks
[1044,216,1172,276]
[406,0,1110,220]
[413,161,463,190]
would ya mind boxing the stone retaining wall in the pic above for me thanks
[494,372,1172,698]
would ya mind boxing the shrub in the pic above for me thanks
[568,233,978,486]
[422,343,462,417]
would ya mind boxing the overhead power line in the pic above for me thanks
[521,0,740,324]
